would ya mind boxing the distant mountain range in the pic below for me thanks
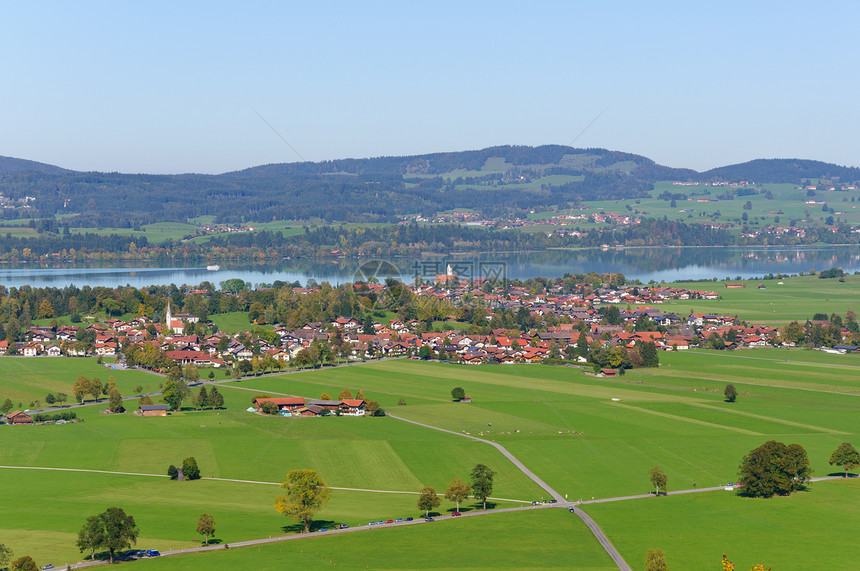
[0,146,857,226]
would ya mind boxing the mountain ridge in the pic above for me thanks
[1,145,857,227]
[2,146,858,181]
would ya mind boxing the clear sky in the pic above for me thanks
[2,1,859,174]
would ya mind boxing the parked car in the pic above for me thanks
[335,523,349,529]
[568,507,576,513]
[405,517,413,521]
[395,518,404,523]
[548,499,558,503]
[451,512,462,517]
[144,550,161,558]
[531,500,540,505]
[424,517,435,522]
[41,565,55,570]
[317,528,328,532]
[385,519,394,524]
[368,521,377,526]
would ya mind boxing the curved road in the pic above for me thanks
[388,413,632,571]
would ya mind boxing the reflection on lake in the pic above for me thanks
[0,246,857,289]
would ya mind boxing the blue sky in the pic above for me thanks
[2,1,858,174]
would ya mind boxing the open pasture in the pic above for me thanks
[586,478,860,570]
[137,508,616,570]
[661,273,859,325]
[230,353,860,500]
[0,357,159,407]
[1,350,858,567]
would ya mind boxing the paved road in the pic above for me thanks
[388,414,566,503]
[55,470,851,569]
[387,413,632,570]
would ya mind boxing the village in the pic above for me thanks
[2,277,857,374]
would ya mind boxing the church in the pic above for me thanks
[165,301,199,335]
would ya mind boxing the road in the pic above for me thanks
[36,461,847,570]
[388,413,631,570]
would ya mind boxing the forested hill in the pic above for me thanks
[0,156,70,175]
[224,145,694,179]
[698,158,860,183]
[0,146,857,227]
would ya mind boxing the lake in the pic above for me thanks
[0,246,857,289]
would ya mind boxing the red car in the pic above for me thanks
[452,512,462,517]
[385,520,394,524]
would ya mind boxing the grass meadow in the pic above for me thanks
[660,273,859,325]
[0,349,857,567]
[0,357,160,407]
[136,509,616,570]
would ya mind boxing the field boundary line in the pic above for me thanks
[686,402,848,435]
[607,402,763,435]
[0,465,169,478]
[0,466,531,503]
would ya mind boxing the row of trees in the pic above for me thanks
[161,380,223,411]
[417,464,497,516]
[75,507,216,563]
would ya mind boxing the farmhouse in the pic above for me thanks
[137,404,169,417]
[339,399,366,416]
[6,411,34,425]
[252,397,307,413]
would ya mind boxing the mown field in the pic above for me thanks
[0,357,159,407]
[137,509,615,570]
[0,349,858,568]
[660,273,859,325]
[587,478,860,570]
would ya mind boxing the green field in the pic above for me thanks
[0,349,858,567]
[661,273,859,324]
[0,357,160,407]
[563,181,860,228]
[137,509,615,570]
[587,478,860,570]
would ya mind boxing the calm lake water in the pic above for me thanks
[0,246,858,289]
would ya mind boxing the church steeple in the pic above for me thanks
[165,300,172,329]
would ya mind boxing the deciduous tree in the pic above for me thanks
[451,387,465,401]
[470,464,496,510]
[196,513,216,545]
[724,384,737,403]
[738,440,812,498]
[829,442,859,478]
[162,379,189,411]
[444,478,471,511]
[274,469,331,533]
[77,507,139,563]
[645,549,668,571]
[10,555,38,571]
[338,389,353,400]
[108,388,124,413]
[649,466,668,495]
[0,544,12,568]
[417,487,441,517]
